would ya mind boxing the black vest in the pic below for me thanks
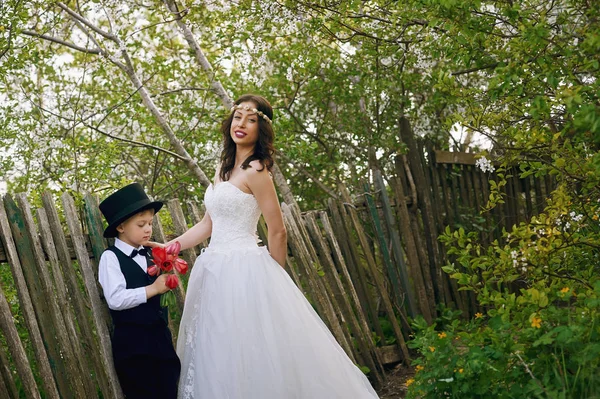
[107,246,167,326]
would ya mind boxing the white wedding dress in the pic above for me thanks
[176,181,379,399]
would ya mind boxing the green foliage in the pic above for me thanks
[409,183,600,397]
[401,0,600,394]
[407,284,600,399]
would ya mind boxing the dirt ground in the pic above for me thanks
[376,364,415,399]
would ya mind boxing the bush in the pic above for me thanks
[407,185,600,398]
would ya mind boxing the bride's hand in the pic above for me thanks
[143,240,165,249]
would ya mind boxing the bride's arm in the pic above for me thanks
[246,162,287,267]
[166,212,213,251]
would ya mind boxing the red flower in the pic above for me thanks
[165,274,179,289]
[166,241,181,256]
[152,247,175,272]
[147,265,159,276]
[174,258,188,275]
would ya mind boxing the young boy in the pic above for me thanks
[98,182,180,399]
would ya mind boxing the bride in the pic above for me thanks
[153,94,379,399]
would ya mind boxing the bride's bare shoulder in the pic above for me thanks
[245,160,272,187]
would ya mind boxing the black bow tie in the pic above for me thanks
[130,248,148,258]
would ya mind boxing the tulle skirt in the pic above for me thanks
[176,245,379,399]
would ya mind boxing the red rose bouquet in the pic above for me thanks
[148,241,188,307]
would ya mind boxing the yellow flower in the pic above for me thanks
[406,378,415,387]
[531,317,542,328]
[560,287,570,294]
[429,346,435,352]
[416,365,424,372]
[459,368,464,374]
[593,214,599,221]
[475,312,483,319]
[438,332,447,339]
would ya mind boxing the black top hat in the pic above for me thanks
[99,183,163,238]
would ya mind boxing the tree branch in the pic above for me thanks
[21,30,101,54]
[452,62,500,76]
[155,87,210,96]
[56,2,118,41]
[163,0,233,109]
[277,152,339,199]
[82,122,188,161]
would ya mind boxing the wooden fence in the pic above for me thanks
[0,137,553,396]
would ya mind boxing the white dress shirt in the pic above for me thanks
[98,238,148,311]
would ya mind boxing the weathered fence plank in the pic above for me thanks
[328,197,385,339]
[185,200,209,251]
[168,199,197,266]
[0,283,40,399]
[319,211,386,370]
[304,213,362,361]
[37,207,99,398]
[281,203,355,361]
[62,193,124,399]
[0,196,60,398]
[392,162,435,322]
[373,170,417,318]
[339,187,410,360]
[82,193,116,339]
[400,123,444,310]
[0,344,18,399]
[42,192,112,398]
[289,204,357,355]
[364,183,404,312]
[16,193,86,399]
[304,212,384,385]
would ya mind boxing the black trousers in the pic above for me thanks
[115,354,181,399]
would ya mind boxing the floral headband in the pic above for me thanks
[231,104,272,124]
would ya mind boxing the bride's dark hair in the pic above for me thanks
[219,94,275,181]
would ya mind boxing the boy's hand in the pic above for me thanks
[146,274,172,299]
